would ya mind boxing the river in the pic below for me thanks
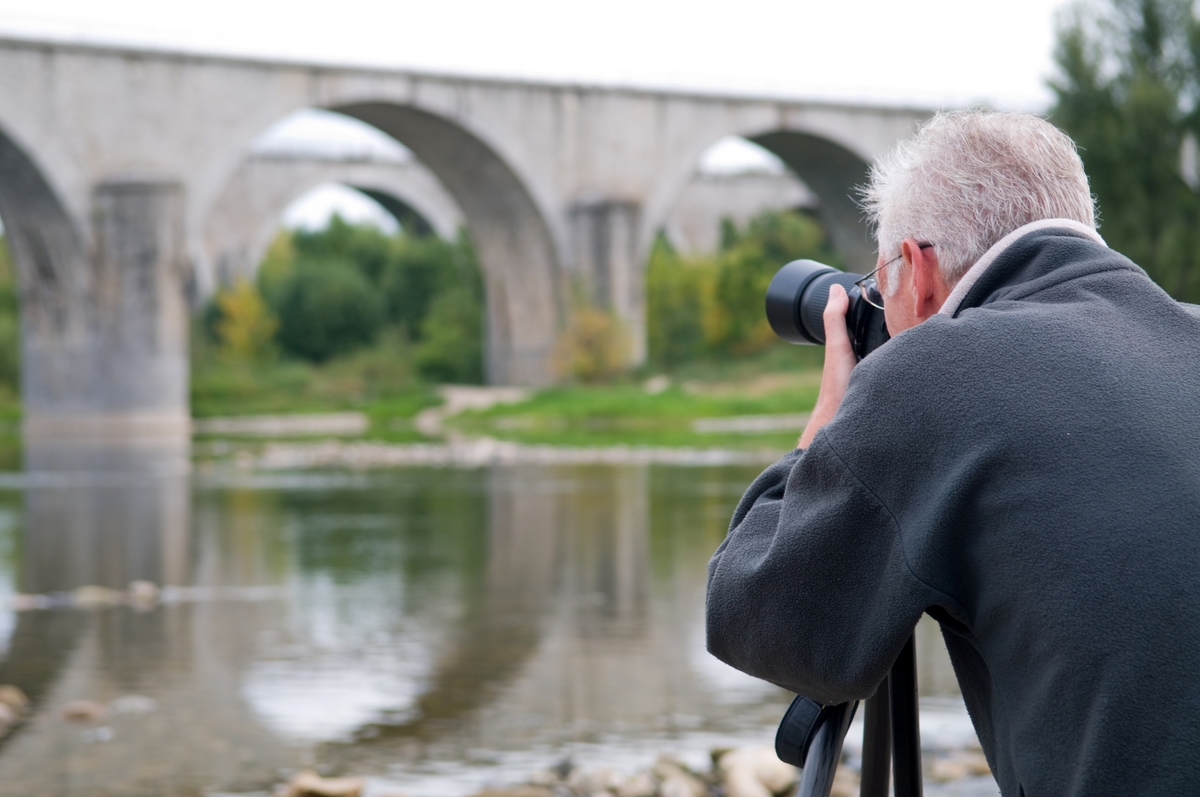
[0,450,988,797]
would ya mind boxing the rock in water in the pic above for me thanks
[616,772,658,797]
[281,770,366,797]
[0,685,29,714]
[653,758,709,797]
[128,580,160,608]
[60,700,107,723]
[717,748,796,797]
[471,788,555,797]
[110,695,159,715]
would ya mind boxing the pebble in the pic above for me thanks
[0,684,29,714]
[268,743,994,797]
[72,585,122,608]
[652,758,708,797]
[279,770,366,797]
[0,702,17,729]
[472,789,555,797]
[110,694,159,715]
[615,772,658,797]
[128,580,160,608]
[60,700,108,723]
[716,747,796,797]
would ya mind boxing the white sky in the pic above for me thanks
[0,0,1080,108]
[0,0,1084,231]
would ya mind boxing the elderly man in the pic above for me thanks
[705,111,1200,796]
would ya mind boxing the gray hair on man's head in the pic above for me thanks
[860,110,1096,293]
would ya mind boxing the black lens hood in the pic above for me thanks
[765,259,838,344]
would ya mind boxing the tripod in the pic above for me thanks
[786,634,922,797]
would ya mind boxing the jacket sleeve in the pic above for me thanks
[705,432,937,704]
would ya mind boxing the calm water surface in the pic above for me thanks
[0,450,973,797]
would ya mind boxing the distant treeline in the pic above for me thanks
[202,209,837,387]
[646,211,837,370]
[203,215,485,384]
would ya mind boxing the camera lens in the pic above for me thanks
[765,259,862,345]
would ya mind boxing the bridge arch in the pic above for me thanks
[202,152,465,293]
[207,100,566,386]
[331,103,564,385]
[646,125,879,275]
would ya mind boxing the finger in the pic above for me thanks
[823,284,852,351]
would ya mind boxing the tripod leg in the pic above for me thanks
[890,634,923,797]
[859,676,891,797]
[795,701,856,797]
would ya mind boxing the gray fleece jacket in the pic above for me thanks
[706,223,1200,796]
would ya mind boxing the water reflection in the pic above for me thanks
[0,456,968,797]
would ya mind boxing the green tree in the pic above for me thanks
[704,210,837,353]
[273,259,385,362]
[293,213,392,285]
[381,235,462,339]
[414,286,485,383]
[643,210,837,366]
[1050,0,1200,301]
[645,234,711,368]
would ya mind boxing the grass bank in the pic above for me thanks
[445,371,819,449]
[192,343,825,450]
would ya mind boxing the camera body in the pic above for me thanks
[765,259,890,360]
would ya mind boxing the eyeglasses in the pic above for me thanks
[854,243,935,310]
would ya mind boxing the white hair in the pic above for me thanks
[861,110,1096,293]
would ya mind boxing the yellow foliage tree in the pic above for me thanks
[553,307,630,383]
[215,279,278,361]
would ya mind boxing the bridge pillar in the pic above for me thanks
[22,179,191,444]
[568,197,646,367]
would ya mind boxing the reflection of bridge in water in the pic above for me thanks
[0,449,968,795]
[0,36,932,445]
[0,450,795,794]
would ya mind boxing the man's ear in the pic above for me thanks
[902,239,948,321]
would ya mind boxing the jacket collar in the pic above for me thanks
[938,219,1106,318]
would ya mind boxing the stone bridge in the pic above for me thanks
[203,152,812,293]
[0,36,931,442]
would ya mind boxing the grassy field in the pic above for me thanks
[189,341,826,449]
[446,373,819,449]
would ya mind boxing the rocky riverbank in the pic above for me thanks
[240,438,782,470]
[271,745,997,797]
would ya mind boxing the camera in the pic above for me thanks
[765,260,890,360]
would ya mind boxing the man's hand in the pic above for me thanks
[798,285,855,449]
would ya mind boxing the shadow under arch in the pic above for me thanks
[330,103,565,386]
[203,148,467,299]
[748,130,876,269]
[0,124,93,423]
[353,188,436,238]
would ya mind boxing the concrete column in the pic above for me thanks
[568,197,646,366]
[22,179,191,443]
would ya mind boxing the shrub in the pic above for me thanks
[553,307,630,384]
[644,210,837,364]
[380,235,460,339]
[704,210,836,354]
[213,279,278,361]
[273,259,384,362]
[415,287,485,383]
[645,235,712,368]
